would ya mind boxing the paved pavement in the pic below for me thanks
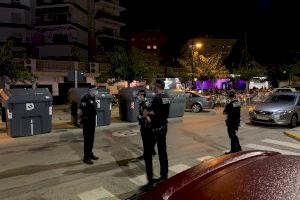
[0,107,299,200]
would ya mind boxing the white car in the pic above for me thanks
[272,88,297,93]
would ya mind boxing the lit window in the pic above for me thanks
[153,45,157,49]
[147,45,151,49]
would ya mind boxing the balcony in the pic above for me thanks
[95,10,125,26]
[94,0,126,11]
[37,0,65,6]
[96,30,125,41]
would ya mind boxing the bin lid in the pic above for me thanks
[2,88,53,105]
[96,88,112,99]
[119,87,154,100]
[69,87,112,103]
[69,87,89,103]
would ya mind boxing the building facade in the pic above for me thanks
[129,30,166,58]
[0,0,127,102]
[0,0,33,57]
[34,0,89,61]
[94,0,126,52]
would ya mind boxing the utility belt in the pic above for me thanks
[225,119,240,127]
[152,125,167,132]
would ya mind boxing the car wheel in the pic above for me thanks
[289,115,298,128]
[191,104,202,113]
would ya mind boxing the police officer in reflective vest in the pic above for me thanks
[142,80,170,188]
[137,90,156,160]
[223,90,242,154]
[78,87,99,164]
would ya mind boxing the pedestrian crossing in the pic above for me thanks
[77,137,300,200]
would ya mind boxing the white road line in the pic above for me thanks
[129,175,147,186]
[169,164,190,173]
[78,187,119,200]
[197,156,214,162]
[262,139,300,150]
[245,144,300,156]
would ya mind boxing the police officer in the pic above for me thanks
[78,87,99,164]
[136,90,156,160]
[223,90,242,154]
[142,80,170,188]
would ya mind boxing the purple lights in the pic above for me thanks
[195,79,246,90]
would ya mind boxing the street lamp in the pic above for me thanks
[190,41,202,89]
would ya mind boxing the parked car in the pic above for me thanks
[272,87,297,93]
[185,91,214,112]
[249,92,300,127]
[134,151,300,200]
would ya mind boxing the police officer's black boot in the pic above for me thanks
[83,157,94,165]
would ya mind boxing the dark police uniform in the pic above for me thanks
[79,94,97,160]
[144,92,170,182]
[224,99,242,153]
[138,97,154,158]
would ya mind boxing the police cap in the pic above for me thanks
[137,90,146,97]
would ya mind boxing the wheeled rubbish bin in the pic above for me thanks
[69,87,112,127]
[0,88,53,137]
[118,87,154,122]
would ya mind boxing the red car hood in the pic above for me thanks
[138,151,300,200]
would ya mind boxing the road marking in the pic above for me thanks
[129,175,147,186]
[169,164,190,173]
[262,139,300,150]
[197,156,214,162]
[245,144,300,156]
[78,187,119,200]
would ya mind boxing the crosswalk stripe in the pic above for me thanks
[129,175,147,186]
[197,156,214,162]
[262,139,300,150]
[245,144,300,156]
[169,164,190,173]
[78,187,119,200]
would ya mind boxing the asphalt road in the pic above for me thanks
[0,107,299,200]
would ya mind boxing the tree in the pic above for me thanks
[179,52,229,80]
[283,60,300,85]
[0,41,32,86]
[95,47,163,84]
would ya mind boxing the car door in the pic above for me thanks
[185,92,192,109]
[296,95,300,121]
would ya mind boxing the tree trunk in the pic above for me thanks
[246,81,250,93]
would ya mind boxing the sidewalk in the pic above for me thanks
[284,127,300,141]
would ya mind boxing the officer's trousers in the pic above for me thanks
[144,126,168,182]
[141,126,156,156]
[83,120,96,159]
[227,126,241,152]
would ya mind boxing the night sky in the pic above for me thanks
[124,0,299,64]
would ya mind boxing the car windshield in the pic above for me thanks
[264,95,296,103]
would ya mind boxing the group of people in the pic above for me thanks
[198,87,273,106]
[76,81,242,190]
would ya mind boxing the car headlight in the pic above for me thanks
[274,110,293,116]
[249,107,255,113]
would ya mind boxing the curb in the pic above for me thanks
[284,131,300,142]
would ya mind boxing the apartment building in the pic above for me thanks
[0,0,33,57]
[94,0,126,52]
[34,0,89,61]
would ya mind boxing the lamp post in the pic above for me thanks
[190,41,202,89]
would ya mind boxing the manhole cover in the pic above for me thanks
[112,129,139,137]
